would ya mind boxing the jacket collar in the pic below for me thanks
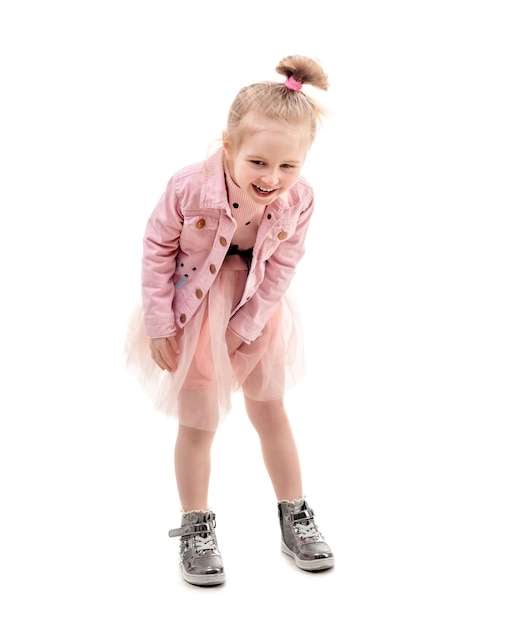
[199,149,230,211]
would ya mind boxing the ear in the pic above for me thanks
[222,130,232,158]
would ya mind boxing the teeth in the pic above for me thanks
[256,185,275,193]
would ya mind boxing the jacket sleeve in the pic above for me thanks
[228,196,314,342]
[141,177,182,338]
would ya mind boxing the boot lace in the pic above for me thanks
[193,531,218,553]
[294,518,323,542]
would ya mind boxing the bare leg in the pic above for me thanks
[244,396,303,501]
[174,424,215,511]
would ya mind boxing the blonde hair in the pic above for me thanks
[226,55,329,148]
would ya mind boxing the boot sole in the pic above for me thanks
[281,542,335,571]
[181,565,226,586]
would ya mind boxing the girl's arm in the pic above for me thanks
[141,177,183,339]
[228,197,314,342]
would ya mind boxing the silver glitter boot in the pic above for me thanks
[168,510,225,586]
[278,499,335,571]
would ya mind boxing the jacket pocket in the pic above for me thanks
[179,212,220,250]
[261,217,298,257]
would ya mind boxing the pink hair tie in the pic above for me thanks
[285,75,302,91]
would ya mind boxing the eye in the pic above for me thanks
[281,164,294,169]
[250,160,264,166]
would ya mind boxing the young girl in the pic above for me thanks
[126,55,334,586]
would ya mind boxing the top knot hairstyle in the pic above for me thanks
[275,55,330,92]
[226,55,329,148]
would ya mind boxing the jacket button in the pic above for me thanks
[195,288,203,299]
[278,230,288,240]
[219,236,227,246]
[179,313,186,324]
[197,219,206,229]
[209,263,216,274]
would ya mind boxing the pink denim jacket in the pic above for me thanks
[141,149,314,343]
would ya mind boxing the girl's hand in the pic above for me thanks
[226,327,244,354]
[149,335,180,372]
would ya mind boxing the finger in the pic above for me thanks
[150,343,174,372]
[166,335,181,355]
[161,340,179,370]
[151,348,171,372]
[149,336,180,371]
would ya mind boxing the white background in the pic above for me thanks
[1,1,519,624]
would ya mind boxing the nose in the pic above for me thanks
[261,169,279,187]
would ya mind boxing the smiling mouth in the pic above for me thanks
[253,184,277,194]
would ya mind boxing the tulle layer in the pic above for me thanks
[125,255,305,431]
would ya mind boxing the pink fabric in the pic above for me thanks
[126,255,305,431]
[140,150,314,342]
[285,75,302,91]
[126,150,313,430]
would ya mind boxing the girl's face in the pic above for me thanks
[223,116,311,205]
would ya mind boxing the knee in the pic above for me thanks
[177,424,215,448]
[244,397,288,432]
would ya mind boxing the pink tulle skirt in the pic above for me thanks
[125,255,305,431]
